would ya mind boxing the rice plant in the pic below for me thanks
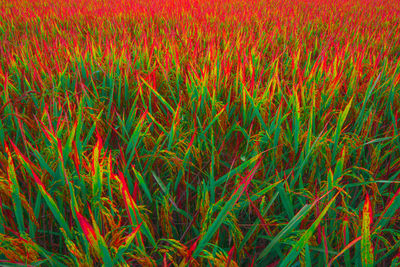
[0,0,399,265]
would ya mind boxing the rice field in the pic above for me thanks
[0,0,400,265]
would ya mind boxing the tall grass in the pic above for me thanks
[0,0,400,265]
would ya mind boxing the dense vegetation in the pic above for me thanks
[0,0,399,265]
